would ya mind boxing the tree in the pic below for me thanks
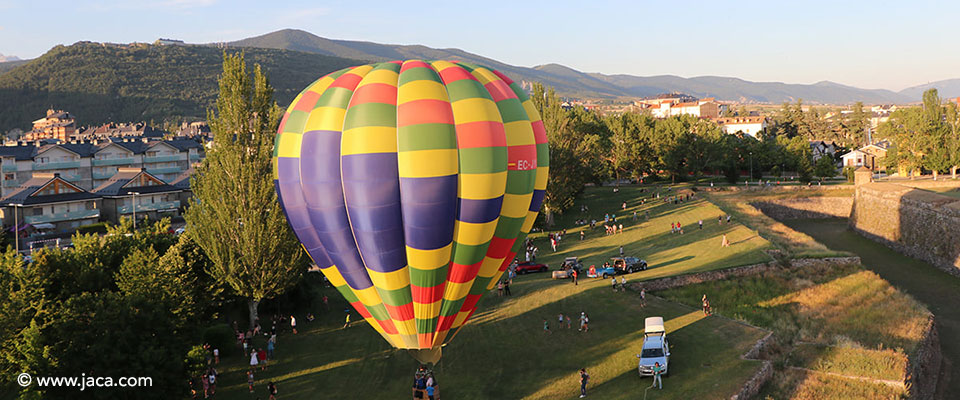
[945,102,960,179]
[814,155,837,181]
[184,52,304,328]
[919,89,951,179]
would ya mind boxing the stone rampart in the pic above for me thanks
[750,197,853,219]
[850,182,960,277]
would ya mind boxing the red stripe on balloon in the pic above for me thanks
[350,302,372,319]
[437,315,456,332]
[411,283,446,304]
[490,69,515,84]
[293,91,321,113]
[397,100,455,126]
[277,111,291,134]
[531,120,548,144]
[329,73,363,90]
[455,121,506,148]
[508,144,538,171]
[348,83,398,107]
[484,80,516,102]
[436,65,478,84]
[400,60,432,73]
[383,302,416,322]
[447,261,482,283]
[461,294,482,311]
[486,237,514,259]
[378,318,399,335]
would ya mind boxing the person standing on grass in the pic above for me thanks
[640,287,646,307]
[250,349,259,371]
[566,315,572,329]
[726,215,731,223]
[504,279,512,296]
[558,313,564,328]
[702,294,710,315]
[202,373,210,398]
[343,310,351,329]
[247,370,255,393]
[579,368,590,398]
[267,336,275,360]
[721,234,730,247]
[620,277,627,292]
[268,381,277,400]
[543,319,551,334]
[618,223,623,234]
[290,315,297,335]
[619,246,624,257]
[699,219,703,230]
[611,277,617,292]
[652,362,663,389]
[633,210,637,221]
[258,348,267,371]
[213,348,219,364]
[572,269,578,285]
[718,215,722,225]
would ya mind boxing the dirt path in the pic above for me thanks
[785,218,960,397]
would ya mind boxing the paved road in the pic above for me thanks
[785,218,960,397]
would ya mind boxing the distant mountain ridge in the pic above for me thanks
[0,53,20,62]
[226,29,925,104]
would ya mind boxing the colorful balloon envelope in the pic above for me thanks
[273,60,548,361]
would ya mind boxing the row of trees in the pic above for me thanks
[880,89,960,179]
[531,83,833,219]
[2,52,308,399]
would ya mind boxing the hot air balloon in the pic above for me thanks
[272,60,548,363]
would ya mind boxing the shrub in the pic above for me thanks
[202,323,235,356]
[77,222,109,234]
[842,166,856,182]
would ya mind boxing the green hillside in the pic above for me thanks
[0,42,363,131]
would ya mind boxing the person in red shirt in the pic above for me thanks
[258,348,267,371]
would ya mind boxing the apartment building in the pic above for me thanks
[0,138,204,197]
[94,168,183,224]
[0,173,101,234]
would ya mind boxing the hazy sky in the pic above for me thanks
[1,0,958,91]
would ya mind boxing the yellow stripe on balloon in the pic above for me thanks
[535,167,549,188]
[520,211,538,233]
[341,126,398,155]
[441,281,473,301]
[303,107,348,132]
[275,133,302,158]
[501,193,532,218]
[354,287,383,308]
[398,149,458,177]
[367,267,411,291]
[356,68,399,87]
[504,121,536,146]
[458,172,507,199]
[452,220,498,246]
[397,80,449,104]
[475,256,505,279]
[321,265,348,287]
[405,244,452,271]
[469,68,499,85]
[450,98,501,124]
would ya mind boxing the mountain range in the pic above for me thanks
[227,29,959,103]
[2,28,959,131]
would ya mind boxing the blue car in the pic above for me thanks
[587,265,617,279]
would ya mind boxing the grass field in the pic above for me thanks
[703,189,853,258]
[786,218,960,396]
[209,185,779,399]
[656,259,929,399]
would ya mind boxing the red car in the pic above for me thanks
[514,261,549,274]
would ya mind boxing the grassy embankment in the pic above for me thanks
[658,261,929,399]
[210,185,778,399]
[702,188,854,258]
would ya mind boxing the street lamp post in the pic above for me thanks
[130,192,140,230]
[7,203,22,255]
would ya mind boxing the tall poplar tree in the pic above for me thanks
[185,52,304,328]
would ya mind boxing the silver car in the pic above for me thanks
[637,317,670,376]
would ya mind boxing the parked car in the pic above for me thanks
[587,264,617,279]
[611,257,647,273]
[637,316,670,377]
[552,257,583,279]
[515,261,549,274]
